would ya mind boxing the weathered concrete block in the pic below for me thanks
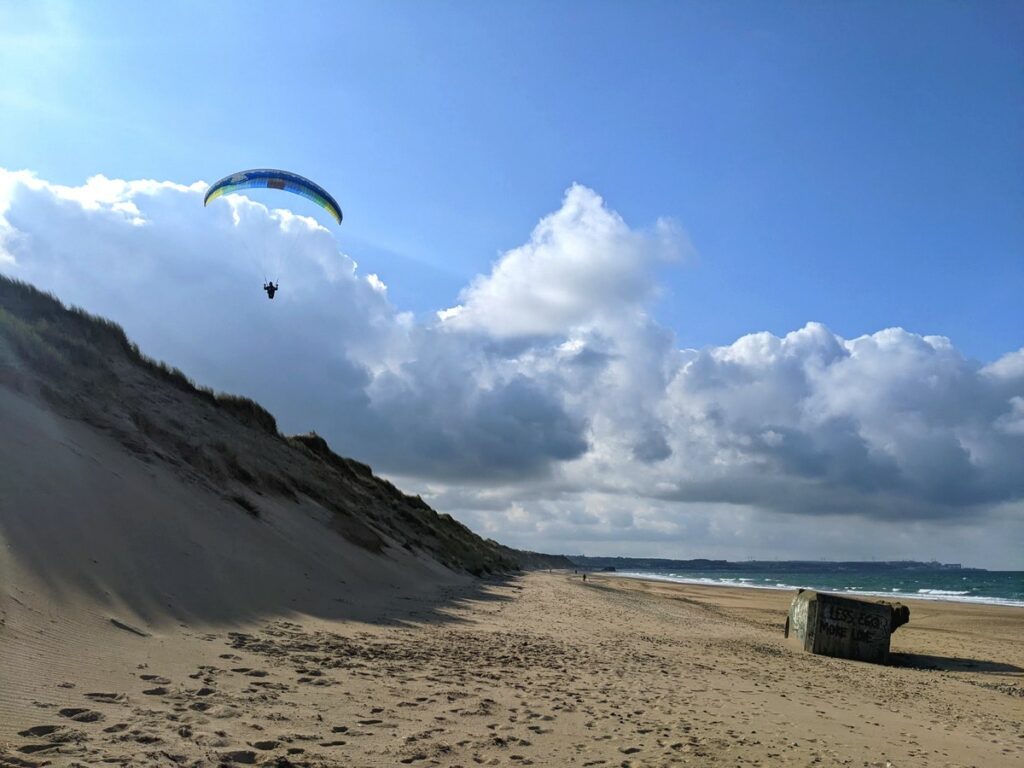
[784,590,909,664]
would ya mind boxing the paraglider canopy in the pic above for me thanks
[204,169,343,224]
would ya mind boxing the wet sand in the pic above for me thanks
[1,572,1022,767]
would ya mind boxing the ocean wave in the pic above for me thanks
[608,572,1024,608]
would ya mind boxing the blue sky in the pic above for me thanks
[3,1,1024,566]
[3,0,1021,358]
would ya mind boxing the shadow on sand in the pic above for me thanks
[890,652,1024,675]
[0,510,522,631]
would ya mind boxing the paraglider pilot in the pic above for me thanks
[204,170,342,303]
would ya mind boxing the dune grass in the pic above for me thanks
[0,276,278,436]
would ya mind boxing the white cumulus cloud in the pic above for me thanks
[439,184,686,337]
[1,168,1022,567]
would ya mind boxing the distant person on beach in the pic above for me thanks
[264,281,279,299]
[582,573,587,582]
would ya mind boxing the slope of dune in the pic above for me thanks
[0,277,567,745]
[0,276,567,579]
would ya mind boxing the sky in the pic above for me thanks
[1,1,1022,567]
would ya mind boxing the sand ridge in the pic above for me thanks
[2,573,1021,767]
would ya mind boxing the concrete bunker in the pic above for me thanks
[784,589,910,664]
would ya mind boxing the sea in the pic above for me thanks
[611,567,1024,607]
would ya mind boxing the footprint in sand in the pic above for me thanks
[142,687,169,696]
[17,743,62,755]
[14,730,86,760]
[84,692,125,703]
[17,726,61,738]
[220,749,257,764]
[139,674,171,684]
[58,707,104,723]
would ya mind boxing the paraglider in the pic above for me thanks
[204,169,343,298]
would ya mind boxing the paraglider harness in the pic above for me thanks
[263,281,279,299]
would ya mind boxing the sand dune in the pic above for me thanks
[0,385,461,626]
[0,381,474,751]
[0,276,562,764]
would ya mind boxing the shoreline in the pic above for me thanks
[599,569,1024,608]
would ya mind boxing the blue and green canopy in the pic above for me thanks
[204,169,343,224]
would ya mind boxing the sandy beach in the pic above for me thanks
[2,571,1021,767]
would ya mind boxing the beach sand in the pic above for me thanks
[1,571,1021,767]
